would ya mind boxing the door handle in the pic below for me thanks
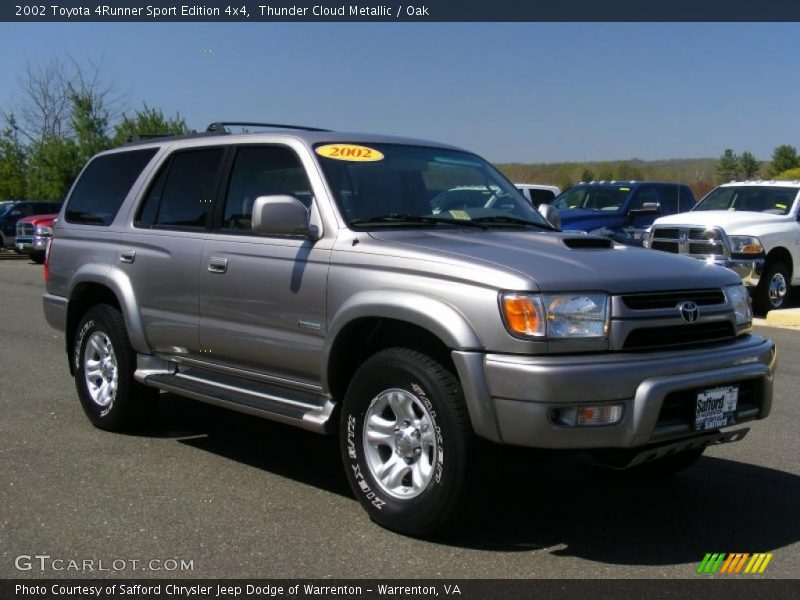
[119,250,136,264]
[208,257,228,274]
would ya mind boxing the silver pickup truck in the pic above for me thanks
[43,123,776,536]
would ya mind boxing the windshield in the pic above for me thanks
[694,186,798,215]
[552,185,631,212]
[0,201,14,217]
[314,143,550,228]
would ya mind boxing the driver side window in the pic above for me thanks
[222,146,312,232]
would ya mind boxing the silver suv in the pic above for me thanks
[43,123,776,535]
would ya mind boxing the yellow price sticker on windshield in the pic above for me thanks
[448,210,471,220]
[316,144,384,162]
[619,187,630,191]
[776,203,787,209]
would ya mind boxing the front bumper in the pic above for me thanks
[15,236,48,254]
[709,257,764,287]
[453,335,775,449]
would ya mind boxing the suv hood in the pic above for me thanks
[653,210,787,230]
[366,229,740,293]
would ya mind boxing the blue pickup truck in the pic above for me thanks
[552,181,696,246]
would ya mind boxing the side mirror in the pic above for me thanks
[538,203,561,229]
[628,202,660,216]
[251,195,318,239]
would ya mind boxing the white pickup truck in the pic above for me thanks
[644,181,800,313]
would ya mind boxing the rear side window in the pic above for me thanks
[655,185,679,214]
[65,149,157,226]
[136,148,224,229]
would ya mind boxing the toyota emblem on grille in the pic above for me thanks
[678,300,700,323]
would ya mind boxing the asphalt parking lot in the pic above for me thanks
[1,253,799,579]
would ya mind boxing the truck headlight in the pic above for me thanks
[729,235,762,255]
[501,293,609,339]
[35,225,53,236]
[727,284,752,327]
[642,228,654,248]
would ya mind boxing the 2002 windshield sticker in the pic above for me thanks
[316,144,384,162]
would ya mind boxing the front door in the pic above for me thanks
[198,145,330,387]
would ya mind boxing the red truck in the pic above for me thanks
[15,213,57,263]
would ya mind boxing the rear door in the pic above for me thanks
[123,146,226,357]
[624,185,663,245]
[198,144,331,386]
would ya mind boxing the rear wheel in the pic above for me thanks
[30,252,45,264]
[340,347,474,536]
[754,261,790,314]
[73,304,157,431]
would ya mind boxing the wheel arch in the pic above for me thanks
[323,292,482,403]
[765,246,793,278]
[66,266,148,374]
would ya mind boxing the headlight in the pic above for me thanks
[642,228,654,248]
[501,293,609,339]
[35,225,53,236]
[727,284,752,327]
[729,235,762,254]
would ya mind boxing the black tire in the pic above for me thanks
[30,252,45,264]
[340,347,474,537]
[754,261,791,314]
[73,304,157,431]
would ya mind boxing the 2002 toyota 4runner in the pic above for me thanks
[43,123,776,535]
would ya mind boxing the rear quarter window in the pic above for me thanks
[65,149,158,226]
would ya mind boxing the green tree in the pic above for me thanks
[26,136,81,200]
[716,148,740,182]
[112,104,190,146]
[580,168,595,182]
[0,115,27,199]
[69,86,111,164]
[776,167,800,180]
[739,151,760,179]
[770,144,799,176]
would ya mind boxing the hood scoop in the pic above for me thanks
[561,236,614,250]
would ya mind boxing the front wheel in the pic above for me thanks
[73,304,158,431]
[754,262,791,314]
[340,348,474,536]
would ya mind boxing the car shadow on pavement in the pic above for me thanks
[146,393,800,565]
[438,445,800,565]
[145,393,352,498]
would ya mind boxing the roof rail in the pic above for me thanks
[122,129,228,147]
[206,121,331,133]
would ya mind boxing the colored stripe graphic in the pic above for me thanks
[698,553,773,574]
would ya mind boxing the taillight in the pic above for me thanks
[43,238,52,282]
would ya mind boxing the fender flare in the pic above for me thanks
[67,264,150,353]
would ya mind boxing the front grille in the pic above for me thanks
[651,226,727,257]
[623,321,736,350]
[652,240,678,253]
[655,379,761,432]
[689,242,724,256]
[622,289,726,310]
[16,223,34,236]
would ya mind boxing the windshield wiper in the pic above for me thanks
[350,214,487,229]
[471,215,557,231]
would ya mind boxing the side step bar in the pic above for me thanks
[595,427,750,470]
[144,370,336,434]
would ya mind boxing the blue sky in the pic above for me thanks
[0,22,798,163]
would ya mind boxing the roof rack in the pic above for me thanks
[206,121,331,133]
[122,129,227,146]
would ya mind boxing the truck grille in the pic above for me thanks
[650,226,727,257]
[16,222,34,236]
[623,321,736,350]
[621,289,726,310]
